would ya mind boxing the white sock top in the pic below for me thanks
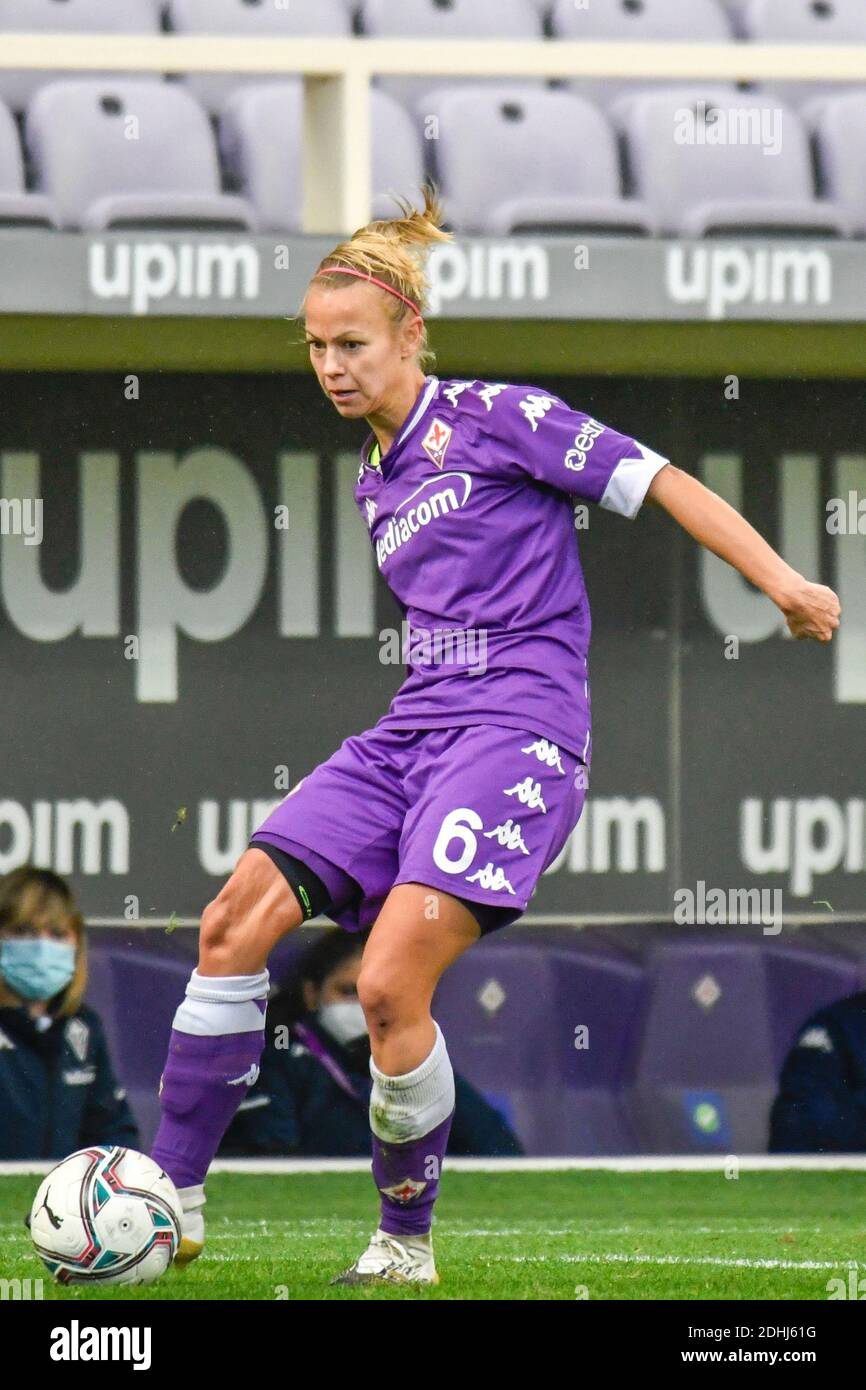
[186,969,269,1003]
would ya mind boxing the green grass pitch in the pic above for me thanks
[2,1170,864,1300]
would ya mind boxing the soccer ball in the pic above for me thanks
[29,1145,182,1286]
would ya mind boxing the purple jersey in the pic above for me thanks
[354,376,669,765]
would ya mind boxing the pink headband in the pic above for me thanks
[314,267,422,317]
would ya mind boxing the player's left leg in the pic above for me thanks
[330,882,481,1286]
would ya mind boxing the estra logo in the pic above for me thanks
[564,419,606,473]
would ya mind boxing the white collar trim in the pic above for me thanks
[397,375,439,447]
[364,376,439,474]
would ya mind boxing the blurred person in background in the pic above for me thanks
[769,991,866,1153]
[0,864,139,1159]
[220,927,522,1159]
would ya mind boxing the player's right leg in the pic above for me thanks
[150,847,320,1266]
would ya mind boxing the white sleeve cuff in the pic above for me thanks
[599,441,670,520]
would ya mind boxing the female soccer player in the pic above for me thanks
[150,185,841,1287]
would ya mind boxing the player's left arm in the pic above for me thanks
[645,464,841,644]
[481,386,839,644]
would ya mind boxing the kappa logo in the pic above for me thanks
[477,383,509,411]
[521,738,566,774]
[227,1063,260,1087]
[519,393,557,432]
[365,498,378,529]
[442,381,474,409]
[379,1176,428,1203]
[422,417,453,469]
[503,777,548,813]
[441,380,508,413]
[484,819,531,855]
[465,862,516,894]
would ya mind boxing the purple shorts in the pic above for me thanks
[250,721,587,937]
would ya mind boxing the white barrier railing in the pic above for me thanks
[1,35,865,232]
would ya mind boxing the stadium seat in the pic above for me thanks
[0,97,57,227]
[811,93,866,236]
[0,0,161,114]
[432,940,563,1154]
[432,934,645,1155]
[25,79,256,231]
[219,81,425,232]
[551,0,735,109]
[621,931,860,1152]
[422,85,656,234]
[545,941,645,1155]
[167,0,353,116]
[360,0,547,118]
[619,86,850,235]
[741,0,866,108]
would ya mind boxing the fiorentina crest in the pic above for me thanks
[421,417,452,469]
[378,1176,428,1203]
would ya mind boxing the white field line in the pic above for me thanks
[487,1252,858,1271]
[193,1251,863,1272]
[0,1222,845,1240]
[5,1155,866,1176]
[186,1228,852,1242]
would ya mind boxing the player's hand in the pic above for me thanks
[777,578,841,642]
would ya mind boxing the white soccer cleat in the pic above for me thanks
[330,1228,439,1286]
[174,1183,206,1268]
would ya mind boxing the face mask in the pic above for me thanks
[0,939,76,1002]
[317,999,368,1046]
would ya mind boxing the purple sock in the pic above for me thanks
[369,1021,456,1238]
[150,969,268,1190]
[373,1109,455,1237]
